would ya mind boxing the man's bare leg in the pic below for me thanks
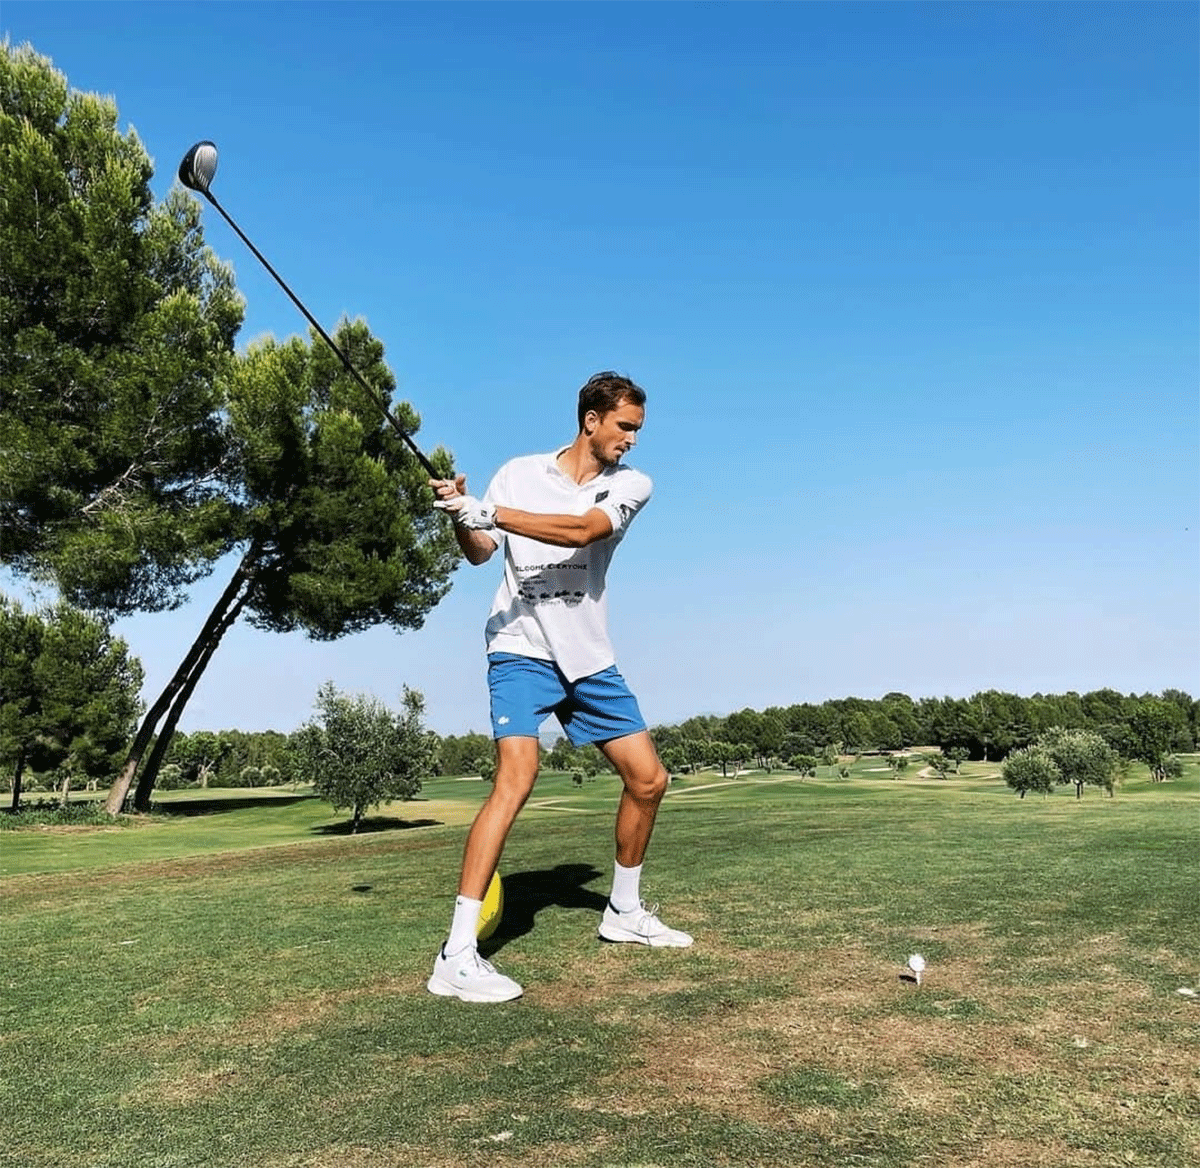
[427,736,537,1002]
[599,730,669,867]
[457,735,540,899]
[595,730,691,946]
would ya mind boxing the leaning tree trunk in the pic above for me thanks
[104,549,260,816]
[132,586,250,811]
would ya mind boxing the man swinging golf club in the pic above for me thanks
[426,372,692,1002]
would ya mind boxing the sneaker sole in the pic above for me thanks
[597,924,693,948]
[426,974,523,1003]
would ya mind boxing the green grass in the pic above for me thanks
[2,762,1198,1168]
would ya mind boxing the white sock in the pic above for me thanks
[445,895,482,955]
[609,861,643,913]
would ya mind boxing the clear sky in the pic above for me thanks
[4,1,1198,737]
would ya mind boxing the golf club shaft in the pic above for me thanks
[201,191,442,480]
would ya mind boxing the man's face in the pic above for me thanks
[586,400,645,467]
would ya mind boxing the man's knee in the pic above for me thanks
[491,741,540,811]
[625,761,668,805]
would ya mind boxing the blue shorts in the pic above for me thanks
[487,653,647,746]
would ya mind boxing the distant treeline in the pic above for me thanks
[29,686,1189,795]
[649,688,1198,767]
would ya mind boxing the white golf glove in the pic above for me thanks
[435,494,496,530]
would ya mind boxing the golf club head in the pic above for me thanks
[179,141,218,194]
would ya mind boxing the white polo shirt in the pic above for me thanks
[480,451,652,682]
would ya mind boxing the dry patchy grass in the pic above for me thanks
[526,926,1200,1165]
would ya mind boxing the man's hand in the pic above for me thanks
[429,476,499,563]
[436,494,497,530]
[429,474,468,505]
[429,476,496,530]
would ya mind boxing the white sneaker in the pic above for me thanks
[426,944,523,1002]
[598,901,694,948]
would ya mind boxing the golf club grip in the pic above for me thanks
[204,193,443,481]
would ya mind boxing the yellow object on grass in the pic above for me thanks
[477,870,504,941]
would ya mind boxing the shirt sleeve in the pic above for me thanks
[594,469,652,540]
[481,462,505,508]
[481,462,509,546]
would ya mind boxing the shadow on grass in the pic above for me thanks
[481,863,608,955]
[155,795,318,817]
[312,816,442,836]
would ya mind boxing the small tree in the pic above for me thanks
[680,737,707,774]
[546,736,578,772]
[1126,698,1190,782]
[1002,745,1060,799]
[0,597,142,808]
[167,730,232,790]
[293,682,434,832]
[0,596,43,808]
[438,731,493,777]
[546,738,605,780]
[924,752,954,779]
[790,754,818,777]
[35,604,143,804]
[886,753,910,779]
[842,714,872,757]
[707,741,734,778]
[658,745,685,778]
[1038,726,1119,799]
[724,709,762,763]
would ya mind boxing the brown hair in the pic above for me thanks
[576,371,646,430]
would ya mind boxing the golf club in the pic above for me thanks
[178,140,442,480]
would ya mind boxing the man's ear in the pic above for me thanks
[582,409,601,434]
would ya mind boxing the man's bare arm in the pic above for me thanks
[492,506,612,548]
[430,476,497,564]
[430,476,615,555]
[454,524,499,565]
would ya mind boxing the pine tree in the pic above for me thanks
[1,43,243,611]
[107,323,458,813]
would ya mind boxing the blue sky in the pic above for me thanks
[4,1,1197,736]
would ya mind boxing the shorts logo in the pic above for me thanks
[497,716,510,725]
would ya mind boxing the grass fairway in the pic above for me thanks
[3,764,1198,1168]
